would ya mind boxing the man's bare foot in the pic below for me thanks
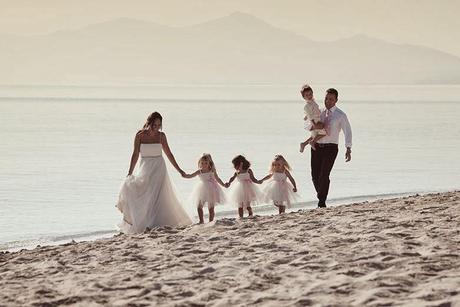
[300,142,307,153]
[310,141,317,151]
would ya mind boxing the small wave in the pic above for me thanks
[1,229,118,252]
[49,230,117,242]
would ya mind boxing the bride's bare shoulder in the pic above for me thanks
[135,130,147,140]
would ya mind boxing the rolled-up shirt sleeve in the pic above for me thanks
[341,114,352,148]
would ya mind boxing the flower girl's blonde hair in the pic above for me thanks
[270,154,292,173]
[198,153,216,172]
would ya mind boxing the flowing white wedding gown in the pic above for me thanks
[116,143,192,233]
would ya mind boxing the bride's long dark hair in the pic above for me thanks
[143,112,163,130]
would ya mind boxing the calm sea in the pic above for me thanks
[1,84,459,250]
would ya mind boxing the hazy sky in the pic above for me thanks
[1,0,459,57]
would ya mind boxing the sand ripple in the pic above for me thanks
[1,192,460,306]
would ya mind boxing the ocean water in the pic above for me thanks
[1,84,460,250]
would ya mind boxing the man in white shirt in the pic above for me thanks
[311,88,352,207]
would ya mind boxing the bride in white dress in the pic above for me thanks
[116,112,192,233]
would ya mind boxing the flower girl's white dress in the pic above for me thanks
[117,143,192,233]
[190,171,226,208]
[229,172,261,208]
[262,172,299,208]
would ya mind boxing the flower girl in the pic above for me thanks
[183,154,226,224]
[226,155,262,218]
[260,155,298,214]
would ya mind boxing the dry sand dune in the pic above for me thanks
[1,191,459,306]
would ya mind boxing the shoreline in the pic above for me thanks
[1,190,439,252]
[1,191,459,306]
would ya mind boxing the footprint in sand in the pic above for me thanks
[294,298,314,306]
[214,219,236,226]
[343,270,365,277]
[271,258,293,265]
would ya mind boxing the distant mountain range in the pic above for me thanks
[2,12,460,85]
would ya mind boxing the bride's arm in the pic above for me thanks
[127,131,142,176]
[160,132,184,175]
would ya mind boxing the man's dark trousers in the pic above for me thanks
[311,143,338,207]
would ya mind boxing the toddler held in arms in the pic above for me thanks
[299,84,327,152]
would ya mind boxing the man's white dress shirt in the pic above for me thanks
[317,105,352,148]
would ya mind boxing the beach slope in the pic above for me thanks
[1,192,459,306]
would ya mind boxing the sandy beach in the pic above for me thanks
[1,191,459,306]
